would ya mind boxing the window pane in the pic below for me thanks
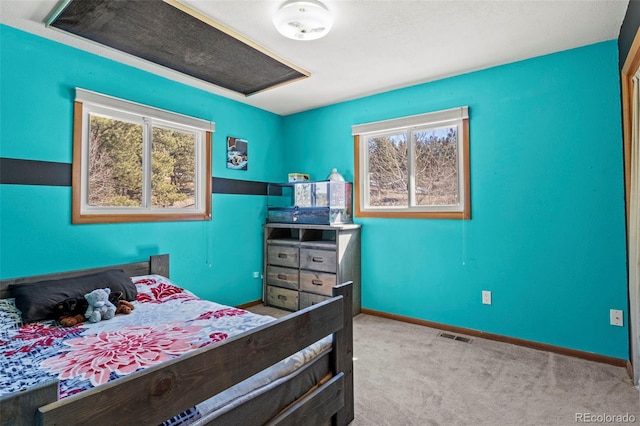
[315,183,328,206]
[294,183,312,207]
[151,127,196,209]
[414,126,458,206]
[88,115,143,207]
[367,134,408,207]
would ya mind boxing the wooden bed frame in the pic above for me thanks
[0,254,354,426]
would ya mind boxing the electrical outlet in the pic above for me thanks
[482,290,492,305]
[252,271,260,279]
[610,309,623,326]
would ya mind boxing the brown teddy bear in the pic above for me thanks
[112,292,135,315]
[54,297,88,327]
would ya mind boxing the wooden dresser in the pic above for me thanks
[263,223,361,315]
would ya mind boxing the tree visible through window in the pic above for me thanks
[88,116,144,207]
[73,89,212,224]
[353,107,469,219]
[151,127,196,208]
[367,133,408,207]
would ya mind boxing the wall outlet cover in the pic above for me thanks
[482,290,492,305]
[610,309,623,327]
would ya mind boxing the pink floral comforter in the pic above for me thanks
[0,275,275,399]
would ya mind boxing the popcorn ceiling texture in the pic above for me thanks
[1,1,628,114]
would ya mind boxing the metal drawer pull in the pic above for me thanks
[278,253,288,259]
[312,256,324,263]
[277,274,288,280]
[312,279,323,286]
[277,295,287,300]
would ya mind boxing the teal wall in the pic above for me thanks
[0,25,285,306]
[0,24,629,359]
[282,41,628,359]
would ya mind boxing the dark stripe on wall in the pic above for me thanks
[0,158,72,186]
[0,157,271,195]
[211,177,269,195]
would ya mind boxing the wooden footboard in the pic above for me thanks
[0,255,354,426]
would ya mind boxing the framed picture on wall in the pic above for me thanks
[227,136,248,170]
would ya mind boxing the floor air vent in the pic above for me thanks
[438,332,472,343]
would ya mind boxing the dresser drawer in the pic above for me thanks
[267,244,299,268]
[300,292,330,309]
[299,270,336,296]
[266,265,299,290]
[266,286,299,311]
[300,248,336,273]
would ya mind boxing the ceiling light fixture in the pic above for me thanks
[273,0,334,41]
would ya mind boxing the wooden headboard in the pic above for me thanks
[0,254,169,299]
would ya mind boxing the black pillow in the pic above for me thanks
[9,269,138,323]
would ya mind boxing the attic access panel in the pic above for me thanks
[48,0,309,96]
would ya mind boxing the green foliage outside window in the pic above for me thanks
[89,116,197,209]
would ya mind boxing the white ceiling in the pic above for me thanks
[0,0,630,116]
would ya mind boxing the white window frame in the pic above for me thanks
[353,106,470,219]
[72,88,213,224]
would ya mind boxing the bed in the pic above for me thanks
[0,254,354,425]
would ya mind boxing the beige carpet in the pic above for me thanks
[247,306,640,425]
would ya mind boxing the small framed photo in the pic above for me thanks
[226,137,248,170]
